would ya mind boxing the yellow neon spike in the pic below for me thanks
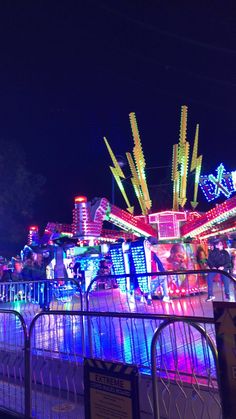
[171,106,202,210]
[126,152,147,215]
[131,178,146,214]
[172,144,179,210]
[179,105,188,145]
[190,124,203,209]
[175,105,189,208]
[129,113,152,211]
[179,141,190,207]
[126,152,145,213]
[190,124,199,172]
[191,155,202,209]
[172,144,178,181]
[104,137,133,213]
[110,167,134,214]
[173,172,180,211]
[103,137,125,178]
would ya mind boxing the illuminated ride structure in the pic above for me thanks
[1,107,233,419]
[28,107,236,299]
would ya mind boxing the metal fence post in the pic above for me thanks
[24,335,32,418]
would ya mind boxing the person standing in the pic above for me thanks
[146,238,171,303]
[2,257,23,282]
[30,248,54,310]
[196,246,208,270]
[206,239,231,301]
[231,250,236,279]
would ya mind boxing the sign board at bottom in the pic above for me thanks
[84,358,140,419]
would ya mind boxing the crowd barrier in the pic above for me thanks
[85,269,235,319]
[0,270,234,418]
[151,318,220,419]
[0,269,235,319]
[0,309,220,418]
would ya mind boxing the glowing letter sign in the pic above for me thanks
[200,164,235,202]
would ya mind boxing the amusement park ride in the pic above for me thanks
[26,106,236,298]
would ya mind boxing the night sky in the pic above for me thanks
[0,1,235,229]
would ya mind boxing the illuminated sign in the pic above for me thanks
[199,164,235,202]
[84,358,140,419]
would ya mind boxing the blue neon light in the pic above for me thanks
[199,163,235,202]
[109,246,126,291]
[130,243,149,293]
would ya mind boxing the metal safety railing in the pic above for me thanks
[0,269,235,318]
[0,308,222,419]
[0,278,83,321]
[151,318,220,419]
[85,269,236,318]
[0,269,234,418]
[0,309,28,417]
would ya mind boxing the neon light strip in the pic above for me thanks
[199,163,235,202]
[181,195,236,238]
[182,208,236,237]
[201,225,236,239]
[109,206,155,237]
[109,214,144,236]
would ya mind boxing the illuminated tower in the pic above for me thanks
[28,225,39,245]
[72,196,109,239]
[72,196,92,238]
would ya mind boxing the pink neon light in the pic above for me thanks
[181,195,236,237]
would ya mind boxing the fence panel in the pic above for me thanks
[28,310,221,419]
[151,319,221,419]
[87,313,162,372]
[29,311,85,418]
[0,275,230,419]
[0,310,27,417]
[85,270,235,320]
[0,279,83,322]
[0,270,234,319]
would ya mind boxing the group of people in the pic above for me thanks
[95,257,119,289]
[0,255,24,282]
[146,237,233,303]
[204,239,232,302]
[0,245,54,310]
[0,246,53,281]
[0,237,234,306]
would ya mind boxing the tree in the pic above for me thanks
[0,139,45,257]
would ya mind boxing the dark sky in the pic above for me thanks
[0,1,235,228]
